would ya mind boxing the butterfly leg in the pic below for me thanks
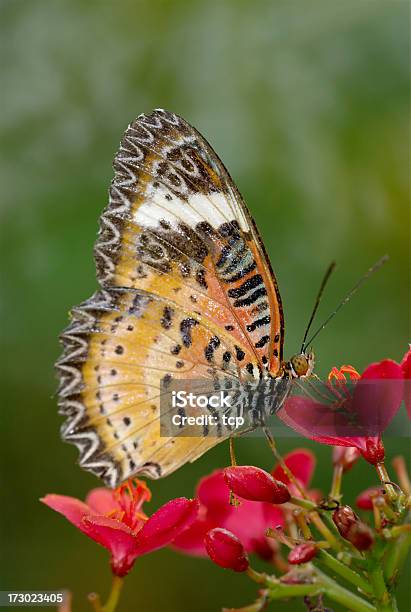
[229,436,237,467]
[262,426,307,498]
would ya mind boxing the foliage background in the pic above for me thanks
[1,1,409,610]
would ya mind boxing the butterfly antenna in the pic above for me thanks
[303,255,389,349]
[300,261,336,353]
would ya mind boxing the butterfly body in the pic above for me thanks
[57,110,313,487]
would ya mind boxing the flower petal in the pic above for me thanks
[185,470,287,558]
[361,359,403,381]
[172,517,214,557]
[401,348,411,418]
[82,515,138,576]
[41,493,138,575]
[272,449,316,488]
[133,498,199,556]
[351,360,404,434]
[332,446,361,472]
[86,488,117,515]
[278,396,354,447]
[279,359,404,446]
[40,494,91,528]
[223,499,284,554]
[356,487,382,511]
[196,470,231,521]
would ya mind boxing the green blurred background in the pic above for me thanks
[1,1,409,610]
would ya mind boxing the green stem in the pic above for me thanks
[266,570,375,612]
[289,496,341,550]
[330,464,344,501]
[316,569,376,612]
[311,512,341,550]
[267,583,323,599]
[290,495,315,510]
[316,550,371,595]
[375,463,397,504]
[383,531,411,585]
[88,593,103,612]
[368,565,396,612]
[102,576,124,612]
[246,566,266,585]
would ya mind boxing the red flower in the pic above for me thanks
[401,347,411,418]
[41,480,198,577]
[223,466,290,504]
[332,505,374,551]
[279,353,407,464]
[332,446,361,472]
[204,528,249,572]
[271,448,317,498]
[288,542,318,565]
[356,487,383,510]
[173,449,316,559]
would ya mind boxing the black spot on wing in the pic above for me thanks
[204,336,221,362]
[180,318,199,347]
[235,346,245,361]
[254,335,270,348]
[161,306,174,329]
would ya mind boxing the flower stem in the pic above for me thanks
[290,496,340,549]
[315,569,376,612]
[330,464,344,501]
[391,456,411,494]
[246,566,266,585]
[383,530,411,586]
[267,583,323,599]
[289,496,315,510]
[290,495,339,528]
[375,463,397,503]
[267,570,375,611]
[58,591,72,612]
[102,576,124,612]
[88,593,103,612]
[368,565,397,612]
[311,512,340,550]
[263,428,307,498]
[293,508,313,540]
[316,549,371,595]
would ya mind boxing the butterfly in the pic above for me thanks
[56,109,314,487]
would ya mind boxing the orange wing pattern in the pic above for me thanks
[57,109,285,486]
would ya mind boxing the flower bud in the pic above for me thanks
[288,543,318,565]
[333,505,358,535]
[333,505,374,550]
[356,487,382,511]
[360,439,385,465]
[223,466,291,504]
[204,528,249,572]
[347,522,374,551]
[332,446,361,472]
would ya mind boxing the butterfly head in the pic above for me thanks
[285,350,315,378]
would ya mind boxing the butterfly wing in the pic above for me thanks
[57,109,285,486]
